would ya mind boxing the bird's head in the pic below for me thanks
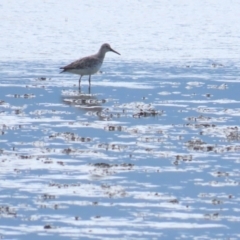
[100,43,120,55]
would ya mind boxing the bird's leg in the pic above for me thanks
[89,75,91,86]
[79,76,82,89]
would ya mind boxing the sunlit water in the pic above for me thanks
[1,1,240,240]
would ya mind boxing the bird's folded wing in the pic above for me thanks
[60,56,98,70]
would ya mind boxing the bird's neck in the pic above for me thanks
[97,50,106,60]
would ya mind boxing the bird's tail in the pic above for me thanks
[59,67,65,73]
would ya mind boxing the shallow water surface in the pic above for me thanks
[1,60,240,239]
[1,0,240,239]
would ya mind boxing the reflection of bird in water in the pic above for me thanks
[60,43,120,88]
[61,88,106,120]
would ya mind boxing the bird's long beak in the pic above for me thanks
[110,47,120,55]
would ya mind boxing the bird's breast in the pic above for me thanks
[68,61,102,76]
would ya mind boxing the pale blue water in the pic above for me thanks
[1,60,240,240]
[1,1,240,239]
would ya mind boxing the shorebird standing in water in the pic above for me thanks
[60,43,120,88]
